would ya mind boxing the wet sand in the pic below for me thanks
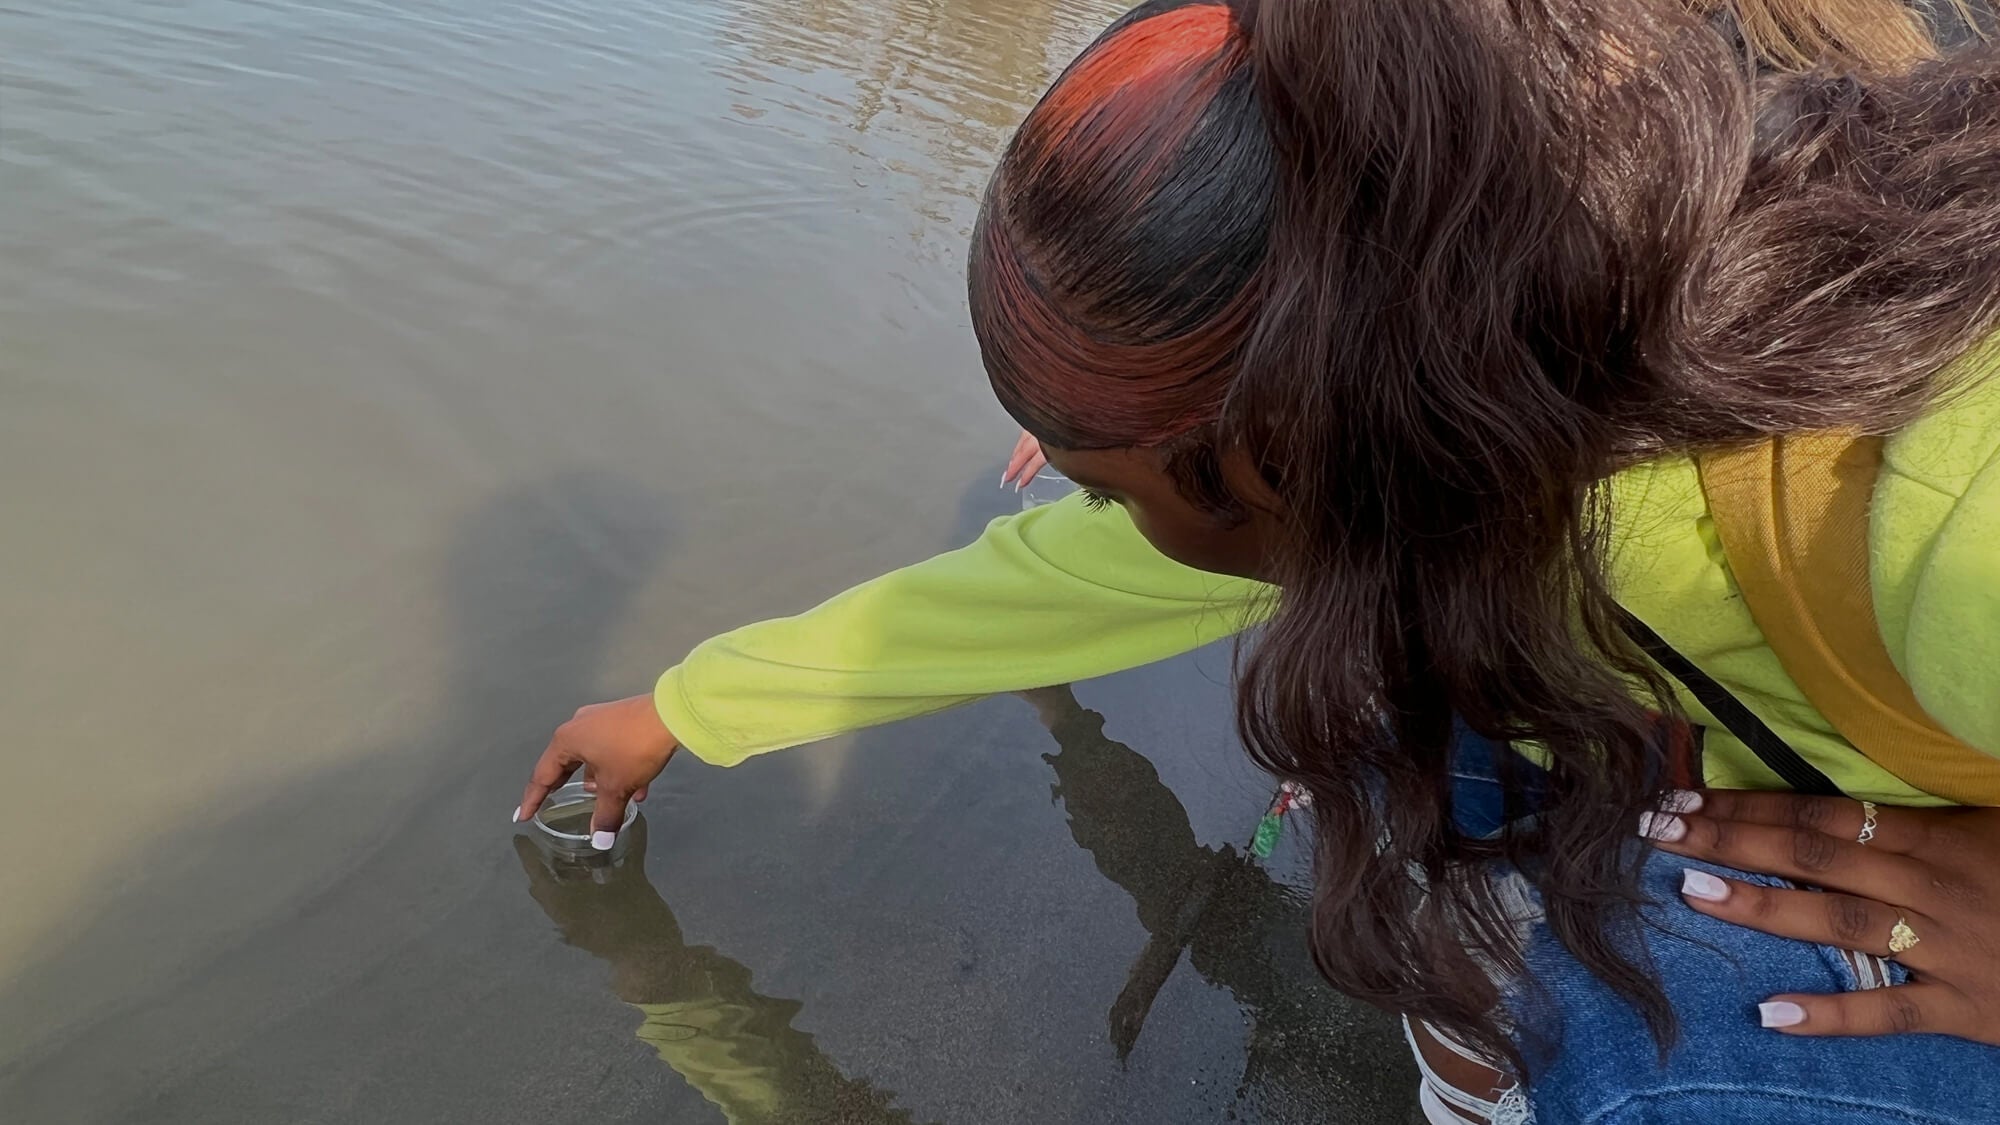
[0,1,1416,1119]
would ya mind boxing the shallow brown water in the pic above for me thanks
[0,1,1413,1120]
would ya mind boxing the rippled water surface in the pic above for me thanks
[0,2,1413,1120]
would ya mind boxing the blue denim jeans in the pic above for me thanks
[1449,728,2000,1124]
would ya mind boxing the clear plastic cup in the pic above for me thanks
[531,779,636,855]
[1020,467,1079,510]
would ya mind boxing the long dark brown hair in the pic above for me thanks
[969,0,2000,1068]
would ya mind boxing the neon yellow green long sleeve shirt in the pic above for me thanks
[658,343,2000,805]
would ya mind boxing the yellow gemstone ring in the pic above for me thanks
[1888,915,1921,957]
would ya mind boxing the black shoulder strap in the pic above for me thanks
[1615,607,1845,798]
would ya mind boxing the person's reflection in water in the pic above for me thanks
[513,821,924,1125]
[1021,684,1369,1109]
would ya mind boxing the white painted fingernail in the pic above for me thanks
[511,806,522,824]
[1661,790,1704,814]
[1759,1001,1806,1029]
[590,830,616,852]
[1637,812,1687,842]
[1681,869,1729,902]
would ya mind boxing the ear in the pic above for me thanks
[1218,443,1284,517]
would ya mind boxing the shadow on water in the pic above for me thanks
[0,470,692,1118]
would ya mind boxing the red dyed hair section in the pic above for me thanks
[971,1,1267,450]
[1032,6,1238,139]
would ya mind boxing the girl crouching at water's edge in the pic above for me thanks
[520,1,2000,1119]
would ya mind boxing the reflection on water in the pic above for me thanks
[717,0,1088,241]
[528,676,1410,1123]
[516,821,925,1125]
[1025,686,1406,1116]
[0,0,1413,1119]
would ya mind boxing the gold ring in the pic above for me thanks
[1888,915,1920,956]
[1857,800,1878,846]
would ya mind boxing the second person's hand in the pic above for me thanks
[516,694,679,851]
[1651,790,2000,1044]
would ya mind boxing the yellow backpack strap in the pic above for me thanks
[1697,433,2000,805]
